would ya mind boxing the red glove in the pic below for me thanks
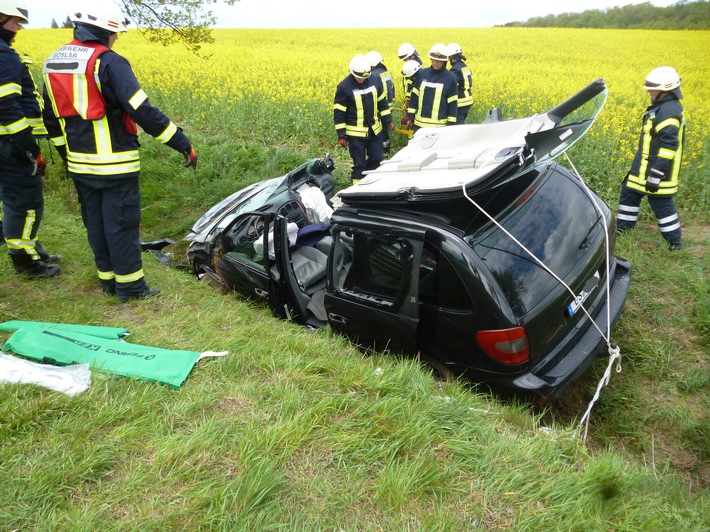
[34,151,46,176]
[407,119,413,128]
[338,137,347,148]
[400,115,409,126]
[183,145,197,170]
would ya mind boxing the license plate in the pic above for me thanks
[566,271,600,317]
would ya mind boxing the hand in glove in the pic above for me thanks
[34,151,47,176]
[400,115,409,126]
[338,137,347,148]
[645,168,663,193]
[183,145,198,170]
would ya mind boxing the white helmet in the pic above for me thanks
[401,59,421,78]
[447,42,463,57]
[71,2,128,33]
[643,66,681,91]
[397,42,416,60]
[349,54,371,79]
[428,43,448,61]
[0,0,28,23]
[365,50,383,67]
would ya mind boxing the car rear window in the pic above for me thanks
[470,168,606,317]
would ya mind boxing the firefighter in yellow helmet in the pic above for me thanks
[617,66,685,251]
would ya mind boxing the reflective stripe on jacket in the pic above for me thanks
[42,32,189,179]
[333,74,392,139]
[0,39,32,138]
[627,94,684,196]
[407,66,458,128]
[451,61,473,108]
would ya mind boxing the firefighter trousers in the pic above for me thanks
[347,133,384,182]
[617,181,681,244]
[0,138,45,263]
[73,175,147,296]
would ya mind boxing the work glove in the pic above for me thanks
[407,119,413,128]
[400,115,409,126]
[338,137,347,148]
[183,145,198,170]
[33,151,47,176]
[387,121,394,133]
[645,168,663,193]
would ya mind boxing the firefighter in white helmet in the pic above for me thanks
[42,1,198,300]
[617,66,685,250]
[447,42,474,124]
[0,0,60,277]
[366,50,395,155]
[333,54,392,183]
[406,43,458,131]
[397,43,422,106]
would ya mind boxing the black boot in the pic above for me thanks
[667,240,682,251]
[10,253,61,279]
[117,286,161,303]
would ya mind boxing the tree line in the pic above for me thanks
[501,0,709,30]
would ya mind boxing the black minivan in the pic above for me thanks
[186,79,631,400]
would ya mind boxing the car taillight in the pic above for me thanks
[475,327,529,364]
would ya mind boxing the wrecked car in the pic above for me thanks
[186,79,631,401]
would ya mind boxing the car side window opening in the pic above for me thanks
[333,229,414,309]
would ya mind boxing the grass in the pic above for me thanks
[1,141,707,528]
[2,32,709,525]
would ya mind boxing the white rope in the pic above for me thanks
[460,156,622,438]
[579,343,622,440]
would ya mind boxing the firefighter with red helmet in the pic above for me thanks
[43,1,198,300]
[617,66,685,251]
[0,0,59,277]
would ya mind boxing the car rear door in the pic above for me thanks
[324,224,424,354]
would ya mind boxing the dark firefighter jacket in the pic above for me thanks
[0,38,37,152]
[42,25,190,179]
[372,64,395,105]
[407,66,458,128]
[333,74,392,139]
[628,92,685,196]
[450,60,473,108]
[402,55,423,103]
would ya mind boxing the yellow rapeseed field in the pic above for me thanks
[15,27,709,210]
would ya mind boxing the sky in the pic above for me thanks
[24,0,680,29]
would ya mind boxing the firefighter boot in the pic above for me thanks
[117,286,161,303]
[10,252,61,279]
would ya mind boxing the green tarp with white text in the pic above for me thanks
[2,327,203,388]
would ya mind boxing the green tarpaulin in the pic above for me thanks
[1,326,226,388]
[0,321,129,339]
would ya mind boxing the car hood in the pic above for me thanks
[337,79,607,206]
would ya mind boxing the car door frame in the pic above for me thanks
[324,222,425,355]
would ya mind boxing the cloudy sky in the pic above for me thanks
[24,0,679,29]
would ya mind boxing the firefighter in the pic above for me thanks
[366,50,394,155]
[399,60,421,134]
[0,0,59,278]
[333,54,392,184]
[617,66,685,251]
[43,2,198,301]
[397,42,422,105]
[406,43,458,132]
[447,42,473,124]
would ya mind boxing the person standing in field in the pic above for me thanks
[406,43,458,132]
[42,1,198,301]
[397,42,422,107]
[447,42,473,124]
[617,66,685,251]
[366,50,395,155]
[333,54,393,184]
[0,0,60,278]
